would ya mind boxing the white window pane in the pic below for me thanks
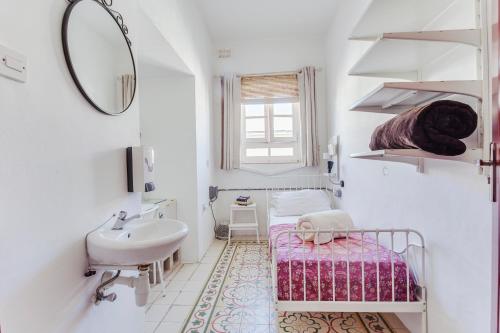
[273,103,293,116]
[246,132,265,139]
[273,117,293,138]
[244,104,265,117]
[270,147,294,157]
[246,118,265,139]
[246,148,269,157]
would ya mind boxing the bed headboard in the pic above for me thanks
[265,175,333,229]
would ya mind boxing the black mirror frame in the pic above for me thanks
[61,0,137,116]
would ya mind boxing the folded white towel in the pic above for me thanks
[296,210,354,244]
[295,220,317,242]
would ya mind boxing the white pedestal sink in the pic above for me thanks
[87,218,189,266]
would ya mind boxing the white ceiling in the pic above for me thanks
[195,0,339,42]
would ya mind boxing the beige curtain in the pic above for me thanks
[299,67,320,167]
[121,74,135,109]
[220,75,241,170]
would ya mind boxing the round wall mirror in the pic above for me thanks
[62,0,136,115]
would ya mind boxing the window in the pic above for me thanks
[240,74,301,164]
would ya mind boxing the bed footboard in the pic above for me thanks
[270,229,427,329]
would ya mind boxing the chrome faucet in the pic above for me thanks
[112,211,140,230]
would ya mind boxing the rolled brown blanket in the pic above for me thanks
[369,100,477,156]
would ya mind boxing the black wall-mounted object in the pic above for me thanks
[209,186,219,202]
[126,147,134,192]
[127,147,156,193]
[327,161,334,173]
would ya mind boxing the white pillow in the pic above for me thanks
[272,190,331,217]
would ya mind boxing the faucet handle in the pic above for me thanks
[118,211,127,220]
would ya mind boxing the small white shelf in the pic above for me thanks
[349,30,480,79]
[350,80,483,114]
[350,0,456,40]
[350,148,483,173]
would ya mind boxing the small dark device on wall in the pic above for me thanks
[208,186,227,240]
[209,186,219,202]
[327,161,334,173]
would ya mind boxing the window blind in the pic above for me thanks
[241,74,299,101]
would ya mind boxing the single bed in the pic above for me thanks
[269,223,416,302]
[265,176,427,333]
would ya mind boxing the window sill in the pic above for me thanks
[239,162,305,176]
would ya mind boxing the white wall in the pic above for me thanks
[213,37,329,236]
[139,71,200,263]
[325,1,494,332]
[140,0,216,261]
[0,0,144,332]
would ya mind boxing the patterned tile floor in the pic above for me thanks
[181,241,411,333]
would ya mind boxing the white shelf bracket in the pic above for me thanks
[384,81,483,100]
[383,29,482,48]
[382,90,418,109]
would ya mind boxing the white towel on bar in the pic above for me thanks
[296,210,354,244]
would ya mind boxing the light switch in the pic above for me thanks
[0,44,27,83]
[4,55,24,72]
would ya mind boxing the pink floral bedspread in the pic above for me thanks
[269,224,417,302]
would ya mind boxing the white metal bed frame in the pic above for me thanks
[265,175,427,333]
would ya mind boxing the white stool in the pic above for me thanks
[228,203,260,245]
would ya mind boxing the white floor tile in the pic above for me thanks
[181,263,200,272]
[153,291,180,305]
[182,280,206,293]
[143,321,158,333]
[189,267,213,282]
[193,263,214,274]
[171,272,190,282]
[145,304,170,322]
[151,284,166,293]
[163,305,193,322]
[172,263,199,281]
[155,321,184,333]
[147,291,161,305]
[165,280,187,292]
[204,247,223,257]
[210,239,227,249]
[174,291,200,306]
[200,255,219,264]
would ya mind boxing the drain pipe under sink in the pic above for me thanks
[94,265,150,306]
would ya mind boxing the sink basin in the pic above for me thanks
[87,218,189,266]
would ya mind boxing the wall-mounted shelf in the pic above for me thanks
[350,0,456,40]
[348,0,489,175]
[350,148,483,173]
[350,80,483,114]
[349,30,480,79]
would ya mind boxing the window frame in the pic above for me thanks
[240,97,301,164]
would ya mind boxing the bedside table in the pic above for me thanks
[229,203,260,245]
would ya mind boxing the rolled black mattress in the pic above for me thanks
[369,100,478,156]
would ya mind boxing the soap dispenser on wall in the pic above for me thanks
[126,146,156,193]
